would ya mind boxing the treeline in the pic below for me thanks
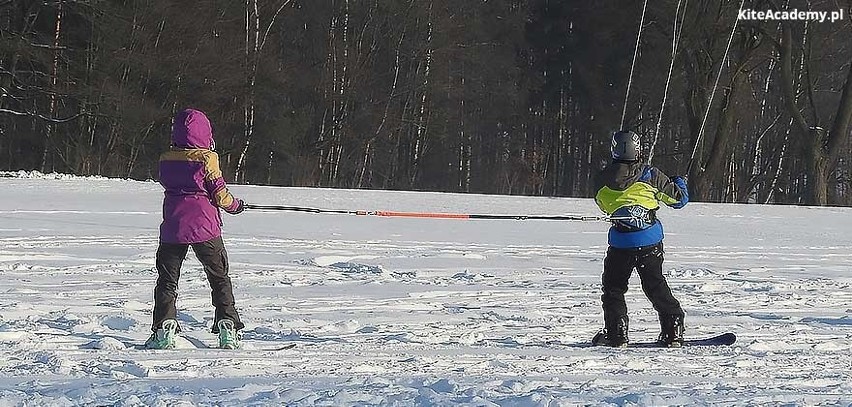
[1,0,850,205]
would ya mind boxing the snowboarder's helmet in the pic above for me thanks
[611,130,641,161]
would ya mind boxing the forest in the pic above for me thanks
[1,0,851,205]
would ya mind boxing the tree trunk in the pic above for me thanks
[42,0,64,173]
[237,0,260,184]
[237,0,293,183]
[359,28,404,188]
[826,63,852,178]
[692,71,744,201]
[411,0,433,188]
[778,21,852,205]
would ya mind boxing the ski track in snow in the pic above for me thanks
[0,173,851,405]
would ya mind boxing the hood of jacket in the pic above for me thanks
[597,160,644,190]
[171,108,213,149]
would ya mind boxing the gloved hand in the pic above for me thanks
[231,198,245,214]
[670,176,688,209]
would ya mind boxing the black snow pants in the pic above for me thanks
[152,236,244,333]
[601,242,683,327]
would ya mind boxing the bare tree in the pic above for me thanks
[776,19,852,205]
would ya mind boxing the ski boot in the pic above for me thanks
[217,319,241,349]
[145,319,178,349]
[657,314,684,347]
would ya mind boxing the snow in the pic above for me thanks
[1,171,851,405]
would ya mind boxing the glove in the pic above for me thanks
[669,176,689,209]
[230,198,245,214]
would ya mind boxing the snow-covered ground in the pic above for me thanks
[0,170,851,406]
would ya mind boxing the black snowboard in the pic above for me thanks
[592,332,736,348]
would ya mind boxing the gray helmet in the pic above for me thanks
[611,130,641,161]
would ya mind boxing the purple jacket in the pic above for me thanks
[159,109,241,244]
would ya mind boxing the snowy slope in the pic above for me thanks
[0,171,851,406]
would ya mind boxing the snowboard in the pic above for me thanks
[138,334,297,351]
[591,332,736,348]
[137,342,296,351]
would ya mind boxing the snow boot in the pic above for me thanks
[657,314,685,347]
[145,319,178,349]
[217,319,241,349]
[593,315,629,347]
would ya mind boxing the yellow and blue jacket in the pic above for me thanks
[594,161,688,248]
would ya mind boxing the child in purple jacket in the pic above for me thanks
[147,108,245,349]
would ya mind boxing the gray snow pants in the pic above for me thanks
[152,236,244,333]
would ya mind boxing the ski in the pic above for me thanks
[591,332,736,348]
